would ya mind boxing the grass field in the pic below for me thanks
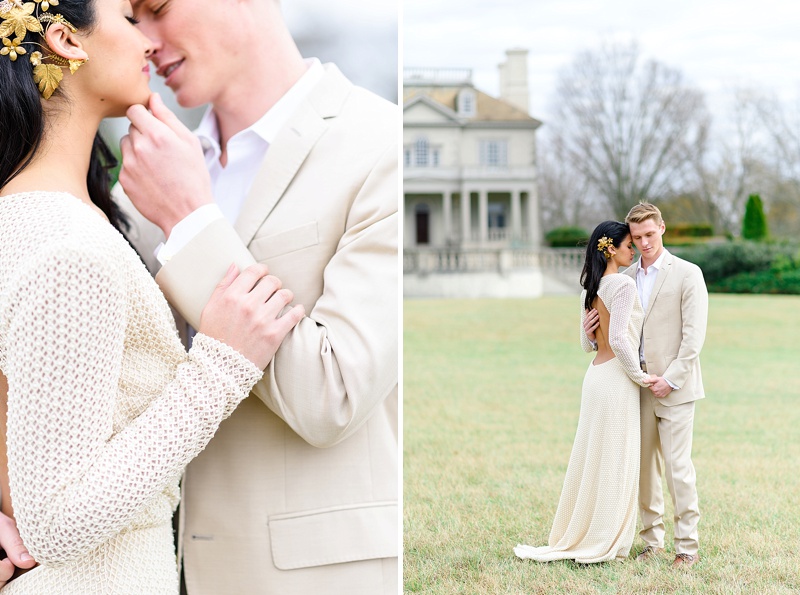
[403,294,800,594]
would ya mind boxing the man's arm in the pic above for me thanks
[581,307,599,353]
[156,145,398,448]
[662,265,709,388]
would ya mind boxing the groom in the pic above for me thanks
[585,202,707,568]
[0,0,398,593]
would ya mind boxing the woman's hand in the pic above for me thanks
[643,374,659,387]
[199,264,305,370]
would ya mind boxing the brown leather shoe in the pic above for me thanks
[635,546,665,561]
[672,553,700,568]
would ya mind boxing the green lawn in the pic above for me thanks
[403,294,800,594]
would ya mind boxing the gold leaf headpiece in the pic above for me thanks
[0,0,83,99]
[597,236,614,259]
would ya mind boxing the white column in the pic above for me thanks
[511,189,522,241]
[442,192,452,244]
[478,189,488,244]
[526,186,540,246]
[460,189,470,244]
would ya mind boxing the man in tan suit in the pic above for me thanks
[88,1,395,593]
[584,203,707,569]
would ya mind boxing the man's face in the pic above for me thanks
[131,0,238,108]
[628,218,665,260]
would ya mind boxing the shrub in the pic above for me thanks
[709,267,800,294]
[545,226,590,248]
[676,241,800,293]
[742,194,769,241]
[668,223,714,238]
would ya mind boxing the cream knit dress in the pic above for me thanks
[514,273,649,563]
[0,192,263,593]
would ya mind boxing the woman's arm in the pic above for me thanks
[607,279,650,387]
[5,246,262,565]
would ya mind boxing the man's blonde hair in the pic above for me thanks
[625,202,663,225]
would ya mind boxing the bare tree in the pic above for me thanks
[700,89,800,237]
[550,41,709,219]
[538,132,601,231]
[690,88,764,234]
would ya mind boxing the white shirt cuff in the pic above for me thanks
[665,377,679,390]
[155,204,225,265]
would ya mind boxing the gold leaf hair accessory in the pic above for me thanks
[0,0,83,99]
[597,236,614,259]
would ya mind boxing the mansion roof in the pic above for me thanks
[403,86,541,126]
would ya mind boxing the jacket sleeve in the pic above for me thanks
[5,246,261,565]
[662,265,708,388]
[608,278,650,387]
[154,143,398,449]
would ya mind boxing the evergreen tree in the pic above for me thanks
[742,194,769,241]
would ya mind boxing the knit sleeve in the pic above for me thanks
[607,278,650,387]
[4,246,261,565]
[579,290,595,353]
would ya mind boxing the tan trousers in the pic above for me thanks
[639,390,700,555]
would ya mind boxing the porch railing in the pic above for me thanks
[403,247,584,274]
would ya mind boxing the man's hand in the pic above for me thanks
[649,376,674,398]
[119,93,214,238]
[583,308,600,342]
[199,264,305,371]
[0,512,35,587]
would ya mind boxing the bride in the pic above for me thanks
[0,0,304,592]
[514,220,654,563]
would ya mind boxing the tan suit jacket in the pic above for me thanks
[625,251,708,406]
[116,64,398,595]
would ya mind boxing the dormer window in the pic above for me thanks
[457,88,476,117]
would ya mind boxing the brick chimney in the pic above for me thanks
[498,48,529,114]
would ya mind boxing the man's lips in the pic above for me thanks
[157,59,183,79]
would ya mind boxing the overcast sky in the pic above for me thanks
[404,0,800,124]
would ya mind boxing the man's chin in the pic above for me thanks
[171,86,209,110]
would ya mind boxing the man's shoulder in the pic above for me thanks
[668,252,704,279]
[314,64,397,134]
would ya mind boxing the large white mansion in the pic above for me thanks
[403,50,582,297]
[403,49,542,251]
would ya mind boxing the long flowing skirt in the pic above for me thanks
[514,357,640,563]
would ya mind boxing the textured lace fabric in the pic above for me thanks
[0,192,262,594]
[580,274,649,387]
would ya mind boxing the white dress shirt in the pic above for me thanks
[156,59,325,264]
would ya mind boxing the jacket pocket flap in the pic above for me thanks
[268,501,397,570]
[249,221,319,260]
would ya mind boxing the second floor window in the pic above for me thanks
[479,140,508,167]
[408,137,441,167]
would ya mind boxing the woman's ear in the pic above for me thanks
[44,22,90,63]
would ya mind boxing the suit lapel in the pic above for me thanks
[643,252,673,323]
[233,65,352,246]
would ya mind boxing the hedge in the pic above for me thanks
[675,241,800,294]
[545,226,590,248]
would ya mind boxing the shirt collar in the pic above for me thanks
[637,248,669,273]
[194,58,325,155]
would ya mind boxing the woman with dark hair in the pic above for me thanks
[0,0,304,592]
[514,221,654,563]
